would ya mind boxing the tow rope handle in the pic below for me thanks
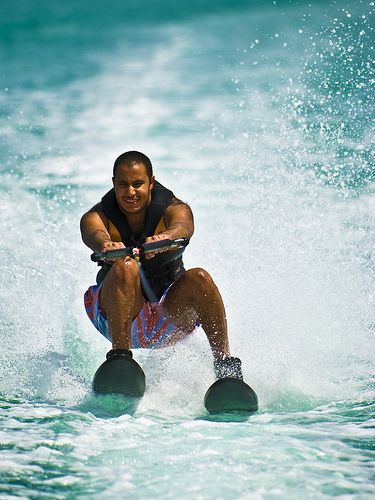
[91,237,190,263]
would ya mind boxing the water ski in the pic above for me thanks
[92,355,146,397]
[204,378,258,414]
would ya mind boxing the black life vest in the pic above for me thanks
[97,180,185,300]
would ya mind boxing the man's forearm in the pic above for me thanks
[163,203,194,240]
[80,211,112,252]
[82,228,112,252]
[160,223,193,241]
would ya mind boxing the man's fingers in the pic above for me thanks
[144,252,156,260]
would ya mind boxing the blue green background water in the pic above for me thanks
[0,0,374,498]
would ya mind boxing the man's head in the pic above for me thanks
[113,151,153,180]
[112,151,155,217]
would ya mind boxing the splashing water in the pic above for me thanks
[0,0,374,497]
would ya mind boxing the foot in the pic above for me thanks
[214,356,243,380]
[106,349,133,360]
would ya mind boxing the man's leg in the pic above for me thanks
[163,268,230,361]
[99,257,144,350]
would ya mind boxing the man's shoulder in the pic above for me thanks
[84,202,108,221]
[169,196,189,207]
[164,197,193,220]
[88,201,104,213]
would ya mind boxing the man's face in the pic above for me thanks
[113,162,154,216]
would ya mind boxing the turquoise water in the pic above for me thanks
[1,0,374,497]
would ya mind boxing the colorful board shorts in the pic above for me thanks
[84,283,184,349]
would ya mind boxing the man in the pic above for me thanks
[81,151,243,379]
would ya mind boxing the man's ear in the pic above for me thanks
[112,176,115,187]
[149,176,155,190]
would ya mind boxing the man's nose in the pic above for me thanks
[126,185,136,196]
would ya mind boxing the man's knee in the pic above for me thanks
[110,258,139,285]
[185,268,215,289]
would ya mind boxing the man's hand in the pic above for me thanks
[101,241,125,252]
[100,241,126,262]
[144,234,170,259]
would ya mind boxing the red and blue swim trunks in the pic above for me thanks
[84,283,181,349]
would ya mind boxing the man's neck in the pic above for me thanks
[124,210,147,239]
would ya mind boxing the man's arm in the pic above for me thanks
[80,203,124,253]
[163,197,194,239]
[144,197,194,258]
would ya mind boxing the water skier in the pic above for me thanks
[81,151,243,380]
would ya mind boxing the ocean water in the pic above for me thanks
[0,0,374,498]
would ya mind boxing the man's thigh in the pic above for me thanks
[162,270,204,332]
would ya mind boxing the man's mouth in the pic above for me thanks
[123,198,140,207]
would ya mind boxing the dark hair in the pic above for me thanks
[113,151,153,179]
